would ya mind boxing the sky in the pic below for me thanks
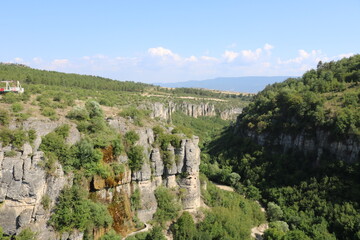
[0,1,359,83]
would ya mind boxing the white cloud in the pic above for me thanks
[223,50,239,62]
[14,57,24,63]
[185,56,198,62]
[148,47,180,61]
[49,59,69,69]
[12,45,356,84]
[32,57,42,64]
[264,43,274,51]
[200,56,219,61]
[241,48,262,61]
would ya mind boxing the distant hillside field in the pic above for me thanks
[156,76,294,93]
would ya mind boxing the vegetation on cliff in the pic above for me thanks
[204,56,360,240]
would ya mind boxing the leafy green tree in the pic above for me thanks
[154,187,180,225]
[171,212,197,240]
[145,226,166,240]
[125,130,139,146]
[127,145,144,171]
[267,202,283,222]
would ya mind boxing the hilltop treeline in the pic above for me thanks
[0,63,150,92]
[239,54,360,137]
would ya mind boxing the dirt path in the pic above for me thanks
[123,223,151,239]
[214,183,235,192]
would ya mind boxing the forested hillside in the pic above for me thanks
[203,55,360,240]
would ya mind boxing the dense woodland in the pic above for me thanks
[203,55,360,240]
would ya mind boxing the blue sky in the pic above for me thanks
[0,1,359,83]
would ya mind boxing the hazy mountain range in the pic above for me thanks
[156,76,295,93]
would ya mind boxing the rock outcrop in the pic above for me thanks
[104,118,201,223]
[143,102,241,121]
[0,143,68,239]
[244,129,360,163]
[0,116,202,239]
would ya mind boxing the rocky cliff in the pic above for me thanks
[243,129,359,163]
[0,117,201,239]
[145,102,241,121]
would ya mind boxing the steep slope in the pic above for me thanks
[205,55,360,240]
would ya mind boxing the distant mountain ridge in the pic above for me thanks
[156,76,295,93]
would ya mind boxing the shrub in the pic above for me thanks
[28,129,37,144]
[41,194,51,210]
[40,132,69,163]
[99,230,121,240]
[4,150,17,157]
[130,189,141,211]
[66,106,89,121]
[127,145,144,171]
[1,92,21,104]
[85,100,103,118]
[70,138,102,169]
[267,202,283,222]
[55,124,70,138]
[0,110,10,126]
[154,186,180,225]
[16,228,37,240]
[124,130,139,146]
[50,185,113,232]
[112,137,124,156]
[41,107,57,119]
[11,103,23,112]
[171,212,197,240]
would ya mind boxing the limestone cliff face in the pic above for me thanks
[244,129,359,163]
[0,116,202,239]
[144,102,241,120]
[0,119,79,239]
[108,118,201,223]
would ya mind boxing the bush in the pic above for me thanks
[41,107,57,119]
[0,128,28,148]
[267,202,284,222]
[55,124,70,138]
[40,132,69,163]
[99,230,121,240]
[124,130,139,146]
[11,103,23,113]
[0,110,10,126]
[41,194,51,210]
[50,185,113,232]
[16,228,37,240]
[4,150,17,157]
[119,107,150,126]
[66,106,89,120]
[171,212,197,240]
[85,100,103,118]
[127,145,144,171]
[154,186,180,225]
[28,129,37,144]
[130,189,141,211]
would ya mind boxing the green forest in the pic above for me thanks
[203,55,360,240]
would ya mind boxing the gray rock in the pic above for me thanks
[17,209,33,227]
[150,148,164,176]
